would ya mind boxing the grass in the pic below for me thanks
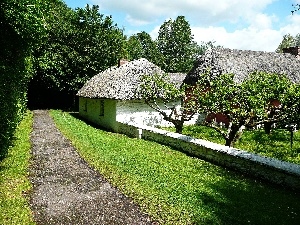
[0,111,35,225]
[165,125,300,165]
[50,110,300,225]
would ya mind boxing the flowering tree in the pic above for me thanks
[138,73,197,133]
[194,71,300,147]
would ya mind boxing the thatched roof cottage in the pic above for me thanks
[183,47,300,125]
[77,58,187,131]
[183,47,300,85]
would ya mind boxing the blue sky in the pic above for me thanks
[64,0,300,52]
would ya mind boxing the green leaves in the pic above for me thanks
[125,32,163,66]
[140,73,184,101]
[0,0,50,156]
[139,73,192,133]
[276,33,300,53]
[30,3,126,105]
[193,71,300,146]
[157,16,203,73]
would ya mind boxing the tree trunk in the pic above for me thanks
[225,123,245,147]
[225,138,234,147]
[264,109,275,134]
[264,121,273,134]
[174,121,184,134]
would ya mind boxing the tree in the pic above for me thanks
[126,35,143,60]
[126,31,163,65]
[275,34,300,53]
[139,73,197,133]
[157,16,201,73]
[193,71,300,147]
[29,4,126,108]
[292,4,300,14]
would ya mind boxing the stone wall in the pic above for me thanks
[116,122,300,191]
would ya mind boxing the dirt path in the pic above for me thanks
[29,110,154,225]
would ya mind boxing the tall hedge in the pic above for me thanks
[0,0,47,158]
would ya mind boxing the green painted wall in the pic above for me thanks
[79,97,117,131]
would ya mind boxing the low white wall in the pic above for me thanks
[116,122,300,191]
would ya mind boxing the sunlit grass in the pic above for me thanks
[50,110,300,225]
[0,111,35,225]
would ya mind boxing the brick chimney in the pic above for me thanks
[118,59,129,67]
[282,46,300,57]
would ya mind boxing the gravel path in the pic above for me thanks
[29,110,154,225]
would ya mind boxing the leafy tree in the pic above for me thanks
[0,0,48,157]
[126,31,163,66]
[275,34,300,53]
[194,71,300,147]
[292,4,300,14]
[157,16,202,73]
[29,4,126,108]
[139,73,197,133]
[126,35,144,60]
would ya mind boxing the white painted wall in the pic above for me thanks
[116,100,201,127]
[79,97,202,130]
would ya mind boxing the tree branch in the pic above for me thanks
[202,120,227,139]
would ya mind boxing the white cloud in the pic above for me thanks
[93,0,276,26]
[149,25,160,40]
[93,0,299,52]
[249,13,276,29]
[125,15,151,26]
[279,14,300,36]
[189,11,300,52]
[190,26,282,52]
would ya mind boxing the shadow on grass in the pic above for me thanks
[0,136,17,162]
[249,129,289,143]
[192,176,300,225]
[239,129,300,159]
[68,112,117,134]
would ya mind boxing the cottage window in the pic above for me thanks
[83,99,87,112]
[99,100,104,116]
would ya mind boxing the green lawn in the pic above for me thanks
[0,111,35,225]
[50,110,300,225]
[166,125,300,165]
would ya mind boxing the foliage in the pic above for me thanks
[292,3,300,14]
[127,19,213,73]
[0,0,47,157]
[125,31,163,66]
[51,110,300,225]
[194,71,300,146]
[157,16,203,73]
[275,33,300,52]
[0,111,35,225]
[139,73,195,133]
[125,35,144,60]
[29,3,126,108]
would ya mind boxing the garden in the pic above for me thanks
[48,110,300,225]
[1,1,300,224]
[165,125,300,165]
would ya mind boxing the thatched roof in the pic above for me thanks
[183,47,300,85]
[77,58,186,100]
